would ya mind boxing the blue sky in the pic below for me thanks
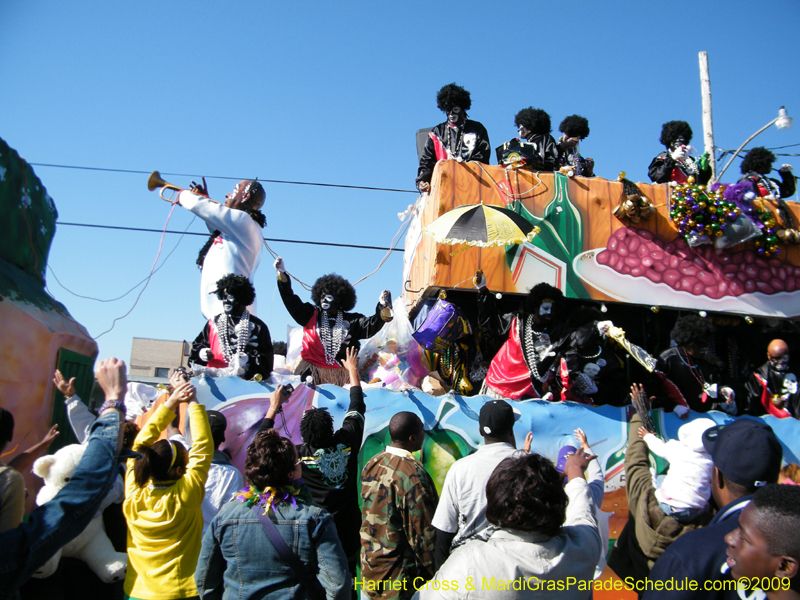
[2,1,798,365]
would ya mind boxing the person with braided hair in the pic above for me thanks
[648,120,711,185]
[274,257,391,385]
[415,83,491,192]
[190,274,274,380]
[176,179,267,320]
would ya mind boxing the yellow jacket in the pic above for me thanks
[124,403,213,599]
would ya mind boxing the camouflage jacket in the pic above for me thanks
[360,446,439,600]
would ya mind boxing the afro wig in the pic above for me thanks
[670,315,714,350]
[515,108,551,136]
[214,274,256,306]
[740,147,776,175]
[659,120,693,148]
[311,274,356,312]
[524,282,564,315]
[559,115,590,139]
[436,83,471,113]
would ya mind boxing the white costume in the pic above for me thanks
[178,191,263,320]
[643,418,716,511]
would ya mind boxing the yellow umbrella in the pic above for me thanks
[423,203,540,248]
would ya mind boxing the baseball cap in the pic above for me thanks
[702,418,782,489]
[479,400,517,436]
[207,411,228,439]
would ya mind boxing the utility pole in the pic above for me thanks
[699,51,716,182]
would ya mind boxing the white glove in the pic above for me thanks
[596,320,613,336]
[199,348,212,362]
[721,386,735,402]
[274,257,286,273]
[674,404,690,418]
[379,290,391,307]
[237,354,249,366]
[541,392,554,402]
[780,164,794,172]
[670,146,687,161]
[473,272,486,290]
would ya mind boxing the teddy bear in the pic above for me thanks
[31,443,127,583]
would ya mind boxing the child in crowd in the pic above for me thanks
[123,379,212,599]
[639,418,716,523]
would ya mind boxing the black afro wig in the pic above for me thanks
[524,282,564,315]
[740,147,776,175]
[559,115,590,139]
[311,274,356,312]
[659,120,693,148]
[436,83,471,113]
[214,274,255,306]
[515,108,551,136]
[670,315,714,349]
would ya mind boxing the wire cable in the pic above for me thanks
[55,221,405,252]
[29,162,418,194]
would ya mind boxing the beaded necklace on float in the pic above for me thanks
[446,124,464,159]
[678,347,711,403]
[520,314,550,382]
[319,309,345,366]
[576,346,602,360]
[216,311,250,362]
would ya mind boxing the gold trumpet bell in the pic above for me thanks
[147,171,182,202]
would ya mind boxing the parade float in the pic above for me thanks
[0,138,98,504]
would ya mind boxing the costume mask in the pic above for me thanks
[447,106,464,126]
[769,354,790,373]
[320,294,335,311]
[222,292,245,316]
[670,136,687,152]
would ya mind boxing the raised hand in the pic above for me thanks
[53,370,76,397]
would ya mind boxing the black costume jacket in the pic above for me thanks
[277,277,386,363]
[743,361,800,418]
[654,347,729,413]
[739,170,796,199]
[648,152,711,185]
[554,344,627,406]
[557,146,594,177]
[496,134,558,171]
[416,120,491,189]
[190,312,273,380]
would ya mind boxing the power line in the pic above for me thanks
[29,162,418,194]
[56,221,405,252]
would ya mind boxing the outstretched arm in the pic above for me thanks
[277,273,316,326]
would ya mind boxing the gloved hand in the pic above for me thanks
[670,146,687,161]
[199,348,212,362]
[274,257,286,273]
[674,404,690,419]
[473,271,486,290]
[379,290,392,307]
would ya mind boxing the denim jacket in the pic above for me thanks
[195,497,351,600]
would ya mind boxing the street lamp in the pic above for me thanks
[714,107,793,182]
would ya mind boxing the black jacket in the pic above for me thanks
[277,276,386,363]
[190,312,273,380]
[416,120,491,188]
[643,497,756,600]
[648,151,711,185]
[496,134,558,171]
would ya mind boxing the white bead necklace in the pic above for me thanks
[216,312,250,363]
[319,310,344,366]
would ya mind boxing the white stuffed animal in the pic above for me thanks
[31,444,127,583]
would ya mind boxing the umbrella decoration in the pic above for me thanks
[423,203,540,248]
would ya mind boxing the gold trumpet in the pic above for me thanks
[147,171,183,202]
[148,171,220,204]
